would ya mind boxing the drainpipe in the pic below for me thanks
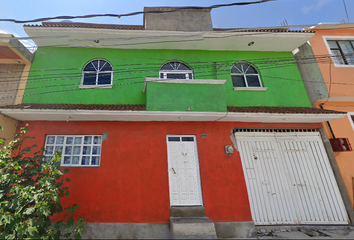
[320,103,336,139]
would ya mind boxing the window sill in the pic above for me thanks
[234,87,267,91]
[79,85,112,89]
[332,64,354,68]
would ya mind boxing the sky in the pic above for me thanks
[0,0,353,49]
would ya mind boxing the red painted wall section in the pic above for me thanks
[17,121,321,223]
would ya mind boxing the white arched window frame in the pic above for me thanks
[230,62,262,88]
[159,61,193,80]
[81,59,113,88]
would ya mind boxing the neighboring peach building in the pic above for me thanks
[296,23,354,207]
[0,34,34,146]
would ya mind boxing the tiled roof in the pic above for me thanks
[227,106,345,114]
[213,28,314,33]
[0,104,345,114]
[0,103,146,111]
[24,22,145,30]
[24,22,314,33]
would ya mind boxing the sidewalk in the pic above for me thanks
[256,226,354,239]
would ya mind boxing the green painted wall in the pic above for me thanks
[23,47,311,110]
[146,82,227,112]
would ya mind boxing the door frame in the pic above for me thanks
[166,134,204,206]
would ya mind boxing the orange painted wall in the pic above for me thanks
[310,27,354,207]
[315,101,354,207]
[17,121,321,223]
[309,28,354,97]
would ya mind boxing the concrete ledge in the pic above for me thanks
[170,217,217,238]
[79,223,170,239]
[214,221,256,238]
[170,206,206,217]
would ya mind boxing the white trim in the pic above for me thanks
[79,85,112,89]
[234,87,267,91]
[143,78,226,93]
[322,36,354,67]
[347,112,354,131]
[0,109,347,123]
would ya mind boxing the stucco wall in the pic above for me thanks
[16,120,321,223]
[23,47,311,108]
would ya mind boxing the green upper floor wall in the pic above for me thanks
[23,47,311,111]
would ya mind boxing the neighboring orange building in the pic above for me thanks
[297,23,354,207]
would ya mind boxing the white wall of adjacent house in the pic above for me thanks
[235,130,349,225]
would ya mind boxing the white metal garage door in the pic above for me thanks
[235,130,349,225]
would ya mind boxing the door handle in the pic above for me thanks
[172,168,176,174]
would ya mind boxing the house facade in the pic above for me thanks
[0,9,352,239]
[296,23,354,209]
[0,34,33,146]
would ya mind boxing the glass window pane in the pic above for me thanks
[338,41,354,64]
[182,137,194,142]
[84,136,92,144]
[45,156,51,163]
[231,63,243,73]
[328,40,338,49]
[83,146,91,155]
[168,137,180,142]
[231,75,245,87]
[245,65,258,74]
[84,61,98,71]
[81,156,90,165]
[188,73,193,79]
[56,136,64,144]
[65,146,72,155]
[46,136,55,144]
[97,73,111,85]
[246,75,261,87]
[176,63,191,70]
[160,73,164,78]
[93,136,101,144]
[91,156,100,166]
[166,73,186,79]
[46,146,54,155]
[55,146,63,153]
[331,50,345,65]
[100,61,112,71]
[66,137,73,145]
[74,137,82,145]
[92,146,101,155]
[64,156,71,164]
[72,156,80,165]
[83,73,96,85]
[73,146,81,155]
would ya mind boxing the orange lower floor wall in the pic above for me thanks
[315,101,354,208]
[17,120,322,223]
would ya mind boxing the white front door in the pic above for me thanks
[167,135,203,206]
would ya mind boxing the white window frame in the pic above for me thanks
[348,112,354,131]
[159,61,194,80]
[80,59,113,88]
[44,135,102,167]
[230,62,264,90]
[323,36,354,68]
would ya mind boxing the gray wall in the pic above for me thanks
[0,64,25,106]
[144,7,213,31]
[294,42,329,106]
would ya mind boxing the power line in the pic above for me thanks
[0,0,274,24]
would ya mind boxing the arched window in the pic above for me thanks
[230,62,262,88]
[82,59,113,86]
[159,61,193,79]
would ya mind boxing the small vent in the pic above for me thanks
[233,128,318,133]
[330,138,352,152]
